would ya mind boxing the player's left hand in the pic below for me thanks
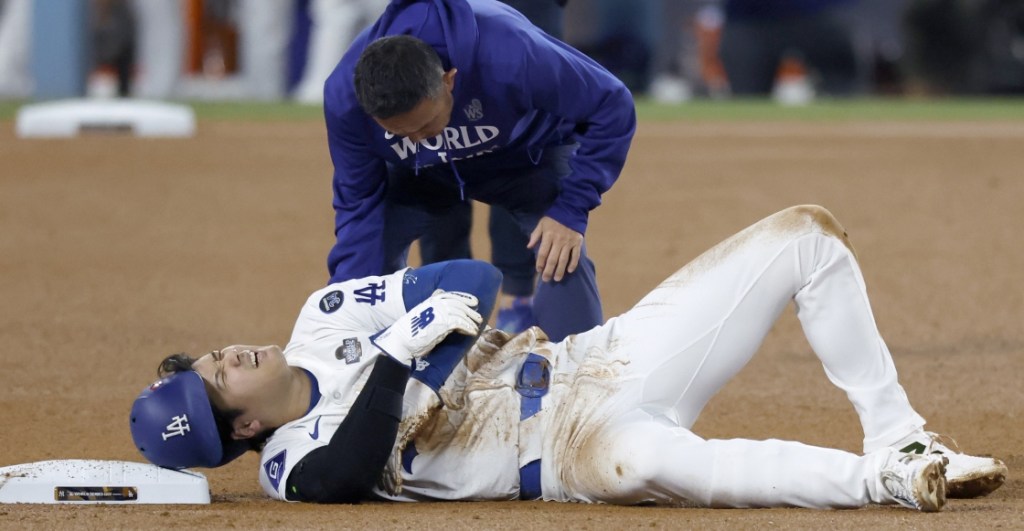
[370,290,482,363]
[528,216,583,283]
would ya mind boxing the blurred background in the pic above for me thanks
[2,0,1023,105]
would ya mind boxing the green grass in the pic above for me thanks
[1,100,25,120]
[634,97,1024,121]
[3,97,1023,123]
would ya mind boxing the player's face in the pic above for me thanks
[374,68,457,143]
[192,344,288,421]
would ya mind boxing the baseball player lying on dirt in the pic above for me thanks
[130,205,1006,511]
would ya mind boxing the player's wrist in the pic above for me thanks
[369,327,415,364]
[410,360,449,395]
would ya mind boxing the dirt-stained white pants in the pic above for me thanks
[544,205,926,507]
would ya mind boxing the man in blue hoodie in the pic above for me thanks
[323,0,636,342]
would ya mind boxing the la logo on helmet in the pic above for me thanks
[162,414,191,440]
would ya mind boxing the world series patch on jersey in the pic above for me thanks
[336,338,363,364]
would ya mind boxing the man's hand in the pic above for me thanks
[528,216,583,282]
[370,290,482,363]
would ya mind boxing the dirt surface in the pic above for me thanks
[1,118,1022,529]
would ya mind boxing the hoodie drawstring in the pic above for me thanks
[528,145,544,166]
[412,136,465,200]
[443,135,466,201]
[450,161,466,201]
[414,143,420,176]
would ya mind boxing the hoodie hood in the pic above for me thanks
[366,0,480,95]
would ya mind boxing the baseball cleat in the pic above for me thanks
[880,451,947,512]
[896,431,1007,499]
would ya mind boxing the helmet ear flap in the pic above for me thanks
[130,371,246,469]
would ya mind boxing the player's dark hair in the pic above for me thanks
[354,35,446,119]
[157,352,269,452]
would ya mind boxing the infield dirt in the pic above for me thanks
[1,118,1021,529]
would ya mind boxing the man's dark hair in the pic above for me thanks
[354,35,446,119]
[157,352,269,452]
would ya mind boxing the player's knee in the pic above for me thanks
[785,204,855,255]
[780,204,831,228]
[777,205,846,239]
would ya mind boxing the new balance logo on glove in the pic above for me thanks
[410,307,435,337]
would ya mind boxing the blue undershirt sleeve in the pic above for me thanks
[284,355,409,503]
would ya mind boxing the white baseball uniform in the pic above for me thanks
[260,205,927,508]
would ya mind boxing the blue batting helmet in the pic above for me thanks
[129,371,249,469]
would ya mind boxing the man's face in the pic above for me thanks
[191,344,288,432]
[374,68,457,143]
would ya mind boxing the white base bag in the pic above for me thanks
[0,460,209,504]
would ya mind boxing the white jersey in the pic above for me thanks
[257,268,530,502]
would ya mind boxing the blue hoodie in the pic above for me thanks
[324,0,636,282]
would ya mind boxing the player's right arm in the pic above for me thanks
[285,354,410,503]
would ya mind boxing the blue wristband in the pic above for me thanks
[409,334,469,393]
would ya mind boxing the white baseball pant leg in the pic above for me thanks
[571,410,896,508]
[239,0,295,100]
[293,0,387,104]
[0,0,32,97]
[563,205,924,507]
[131,0,184,99]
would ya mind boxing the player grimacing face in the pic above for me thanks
[373,68,457,143]
[191,344,289,437]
